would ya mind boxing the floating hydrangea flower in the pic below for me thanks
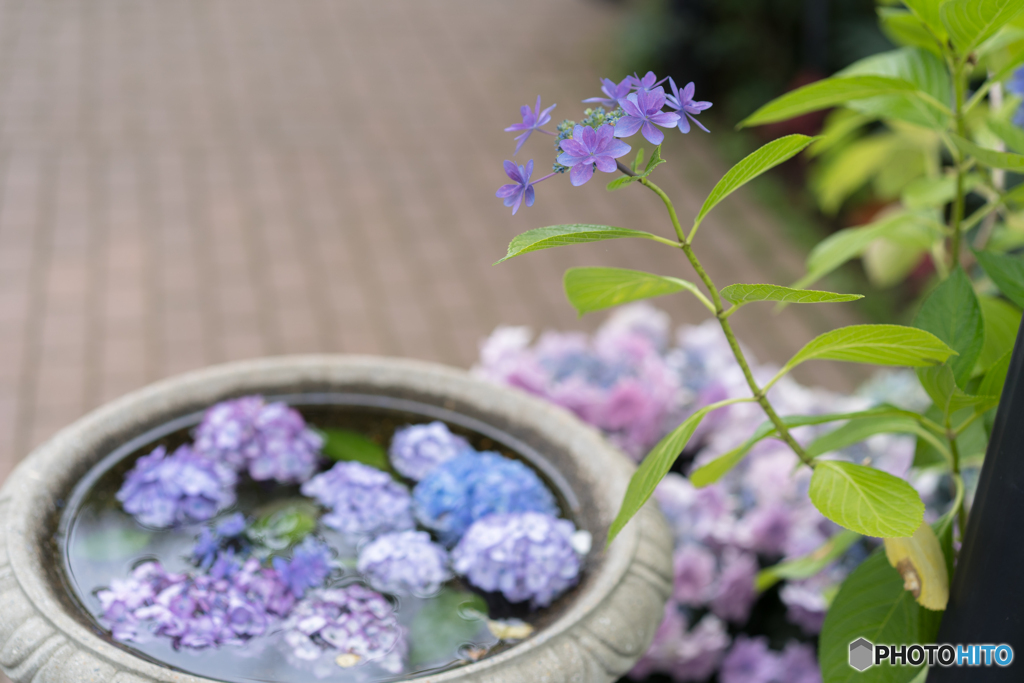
[666,77,712,133]
[413,451,558,545]
[583,76,633,109]
[452,512,580,607]
[504,95,556,155]
[282,585,406,673]
[117,444,237,528]
[357,530,451,596]
[301,461,415,537]
[614,89,681,145]
[272,536,333,598]
[556,123,631,186]
[194,396,323,484]
[390,422,470,481]
[191,513,249,569]
[97,559,290,649]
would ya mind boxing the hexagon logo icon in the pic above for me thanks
[849,638,874,672]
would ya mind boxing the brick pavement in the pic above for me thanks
[0,0,866,495]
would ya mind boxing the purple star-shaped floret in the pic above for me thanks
[666,78,712,133]
[582,76,633,109]
[630,71,668,93]
[504,95,556,155]
[614,89,681,145]
[496,160,536,215]
[556,124,631,187]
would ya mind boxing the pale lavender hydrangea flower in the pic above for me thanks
[672,544,716,605]
[452,512,580,607]
[666,77,712,133]
[282,585,406,674]
[194,396,323,484]
[719,637,821,683]
[413,451,558,545]
[301,461,415,538]
[389,421,469,481]
[629,71,668,93]
[117,444,237,528]
[614,89,681,145]
[556,123,631,186]
[272,537,333,598]
[357,530,451,596]
[583,76,633,108]
[630,605,730,682]
[496,160,537,215]
[710,550,759,623]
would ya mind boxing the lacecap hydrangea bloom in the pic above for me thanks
[451,511,581,607]
[389,421,469,481]
[282,585,407,674]
[301,460,415,537]
[357,530,451,597]
[413,450,558,545]
[194,395,323,484]
[117,444,237,528]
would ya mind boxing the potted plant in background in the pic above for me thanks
[487,1,1024,680]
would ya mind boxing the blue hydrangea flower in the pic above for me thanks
[413,451,558,546]
[389,421,470,481]
[495,160,537,215]
[556,123,632,186]
[666,78,712,134]
[583,76,633,109]
[194,396,324,484]
[272,536,333,598]
[451,512,581,607]
[301,461,415,537]
[504,95,557,155]
[282,585,407,674]
[614,89,681,145]
[357,530,451,597]
[191,513,249,569]
[117,444,237,528]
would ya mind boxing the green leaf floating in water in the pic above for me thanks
[76,527,151,562]
[248,498,319,550]
[321,428,393,473]
[408,588,491,667]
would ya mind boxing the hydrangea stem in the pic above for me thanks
[949,66,968,271]
[636,174,815,467]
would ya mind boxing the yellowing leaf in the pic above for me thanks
[883,522,950,610]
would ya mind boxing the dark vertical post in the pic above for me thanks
[928,319,1024,681]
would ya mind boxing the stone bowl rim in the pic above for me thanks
[0,355,671,683]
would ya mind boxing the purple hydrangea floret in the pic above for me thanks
[272,536,333,598]
[282,585,406,673]
[666,77,712,133]
[194,396,323,484]
[389,421,470,481]
[301,461,415,537]
[357,530,451,597]
[630,70,668,93]
[556,123,631,186]
[191,513,249,569]
[504,95,556,155]
[614,89,681,145]
[413,451,558,545]
[452,512,580,607]
[117,444,237,528]
[583,76,633,109]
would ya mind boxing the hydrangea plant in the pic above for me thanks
[491,4,1024,677]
